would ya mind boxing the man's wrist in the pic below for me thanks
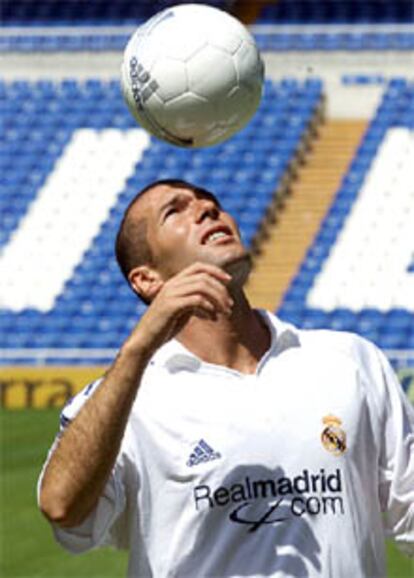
[119,328,155,366]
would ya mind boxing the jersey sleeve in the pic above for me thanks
[37,379,129,553]
[49,457,127,553]
[364,343,414,556]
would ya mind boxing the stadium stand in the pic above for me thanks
[2,0,412,25]
[279,79,414,353]
[0,78,323,361]
[0,0,412,387]
[1,0,413,52]
[259,0,414,24]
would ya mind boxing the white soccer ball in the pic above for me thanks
[121,3,264,148]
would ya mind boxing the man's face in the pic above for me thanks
[132,183,251,282]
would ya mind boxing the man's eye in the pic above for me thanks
[165,207,177,219]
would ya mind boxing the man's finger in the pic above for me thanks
[181,262,232,284]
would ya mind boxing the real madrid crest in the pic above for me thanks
[321,415,347,456]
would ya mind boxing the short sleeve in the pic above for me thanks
[59,378,103,430]
[373,347,414,556]
[51,459,127,553]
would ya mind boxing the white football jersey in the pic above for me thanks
[39,311,414,577]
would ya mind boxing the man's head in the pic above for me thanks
[115,179,251,303]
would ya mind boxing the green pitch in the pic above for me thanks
[1,409,127,578]
[1,409,413,578]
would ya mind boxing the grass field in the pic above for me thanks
[1,409,413,578]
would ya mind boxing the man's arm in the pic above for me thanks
[38,263,233,528]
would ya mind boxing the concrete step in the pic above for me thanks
[245,118,367,311]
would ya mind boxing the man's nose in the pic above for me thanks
[195,199,219,222]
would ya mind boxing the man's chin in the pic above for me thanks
[222,252,252,288]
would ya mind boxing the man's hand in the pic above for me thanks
[129,262,234,355]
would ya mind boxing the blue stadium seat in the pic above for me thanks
[328,309,358,332]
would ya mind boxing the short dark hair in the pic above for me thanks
[115,179,220,299]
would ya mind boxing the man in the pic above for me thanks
[39,179,414,577]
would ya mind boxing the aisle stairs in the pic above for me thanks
[245,119,368,311]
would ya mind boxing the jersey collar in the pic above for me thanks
[150,310,300,375]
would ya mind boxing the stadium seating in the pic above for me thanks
[1,75,413,360]
[2,1,231,26]
[259,0,413,24]
[1,0,413,54]
[278,79,414,353]
[1,0,413,364]
[2,0,412,25]
[0,78,322,359]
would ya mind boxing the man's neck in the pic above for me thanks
[176,292,271,375]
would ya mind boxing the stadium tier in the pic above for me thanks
[1,75,413,364]
[278,79,414,352]
[2,0,413,25]
[0,78,323,361]
[259,0,414,24]
[1,0,225,25]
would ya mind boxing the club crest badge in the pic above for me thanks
[321,415,347,456]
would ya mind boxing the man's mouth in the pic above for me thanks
[202,226,233,245]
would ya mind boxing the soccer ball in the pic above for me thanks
[121,3,264,148]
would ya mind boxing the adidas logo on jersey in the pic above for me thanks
[187,439,222,467]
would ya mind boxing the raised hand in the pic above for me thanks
[129,262,234,355]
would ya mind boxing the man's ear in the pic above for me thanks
[128,266,163,302]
